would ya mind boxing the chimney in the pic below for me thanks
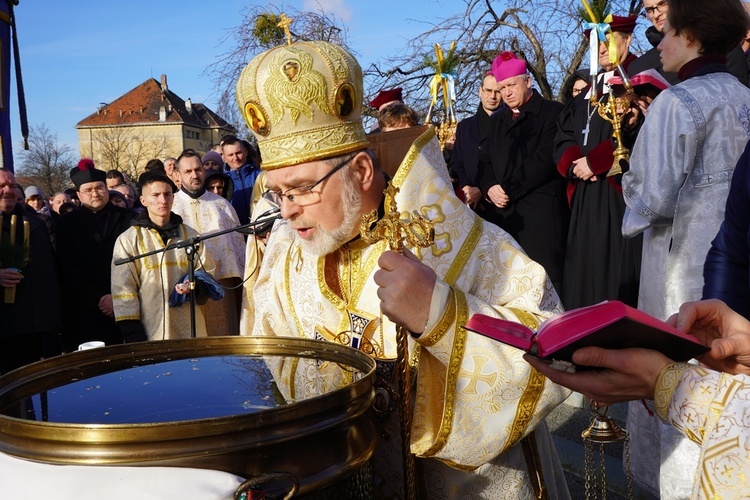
[159,106,166,122]
[119,110,123,117]
[185,98,192,115]
[160,74,168,92]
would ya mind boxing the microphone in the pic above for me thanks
[114,208,282,266]
[243,207,282,236]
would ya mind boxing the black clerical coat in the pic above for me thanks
[450,103,490,189]
[553,53,641,310]
[1,205,60,338]
[479,90,568,289]
[55,204,136,350]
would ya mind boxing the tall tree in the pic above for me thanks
[16,124,75,195]
[206,6,351,138]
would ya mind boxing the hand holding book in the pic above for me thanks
[467,299,750,404]
[464,301,709,367]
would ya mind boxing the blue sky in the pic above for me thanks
[9,0,451,164]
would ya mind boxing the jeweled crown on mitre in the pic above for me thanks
[235,40,370,170]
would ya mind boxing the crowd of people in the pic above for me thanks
[1,0,750,497]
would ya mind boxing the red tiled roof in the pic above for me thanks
[75,76,233,130]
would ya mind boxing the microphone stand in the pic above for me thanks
[114,208,281,339]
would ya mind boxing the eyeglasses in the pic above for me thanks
[264,154,355,207]
[78,185,107,196]
[481,87,502,96]
[644,0,667,17]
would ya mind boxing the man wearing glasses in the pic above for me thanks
[239,40,571,498]
[55,159,136,351]
[629,0,749,85]
[448,72,502,219]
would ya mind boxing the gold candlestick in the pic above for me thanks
[9,214,16,246]
[597,90,634,177]
[4,215,17,303]
[2,215,30,304]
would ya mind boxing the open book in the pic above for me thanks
[464,301,709,364]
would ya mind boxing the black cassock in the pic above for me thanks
[553,55,642,310]
[55,204,136,351]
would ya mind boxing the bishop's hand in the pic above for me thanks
[374,247,436,334]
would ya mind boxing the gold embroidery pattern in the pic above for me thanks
[503,365,546,453]
[700,436,743,498]
[317,240,386,335]
[443,214,481,285]
[114,314,140,321]
[235,51,265,112]
[285,243,306,338]
[392,126,436,188]
[419,288,456,347]
[135,225,190,271]
[506,306,542,330]
[259,122,368,170]
[265,46,329,125]
[654,362,690,422]
[419,289,469,457]
[414,203,450,258]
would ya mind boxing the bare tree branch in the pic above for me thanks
[17,124,75,195]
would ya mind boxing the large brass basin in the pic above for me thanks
[0,336,377,495]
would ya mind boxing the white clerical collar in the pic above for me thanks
[584,70,616,99]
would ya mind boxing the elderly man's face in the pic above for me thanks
[0,170,19,213]
[599,32,633,72]
[497,74,532,110]
[164,158,176,176]
[51,193,71,213]
[265,154,362,256]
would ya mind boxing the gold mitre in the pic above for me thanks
[235,40,370,170]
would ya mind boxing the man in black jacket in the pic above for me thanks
[55,159,136,351]
[449,72,502,220]
[479,52,569,293]
[0,168,61,373]
[629,0,749,85]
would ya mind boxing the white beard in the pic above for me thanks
[296,171,362,257]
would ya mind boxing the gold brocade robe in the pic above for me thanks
[112,222,214,340]
[172,190,245,335]
[171,190,245,281]
[656,364,750,500]
[248,128,571,498]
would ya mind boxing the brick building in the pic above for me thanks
[76,74,234,177]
